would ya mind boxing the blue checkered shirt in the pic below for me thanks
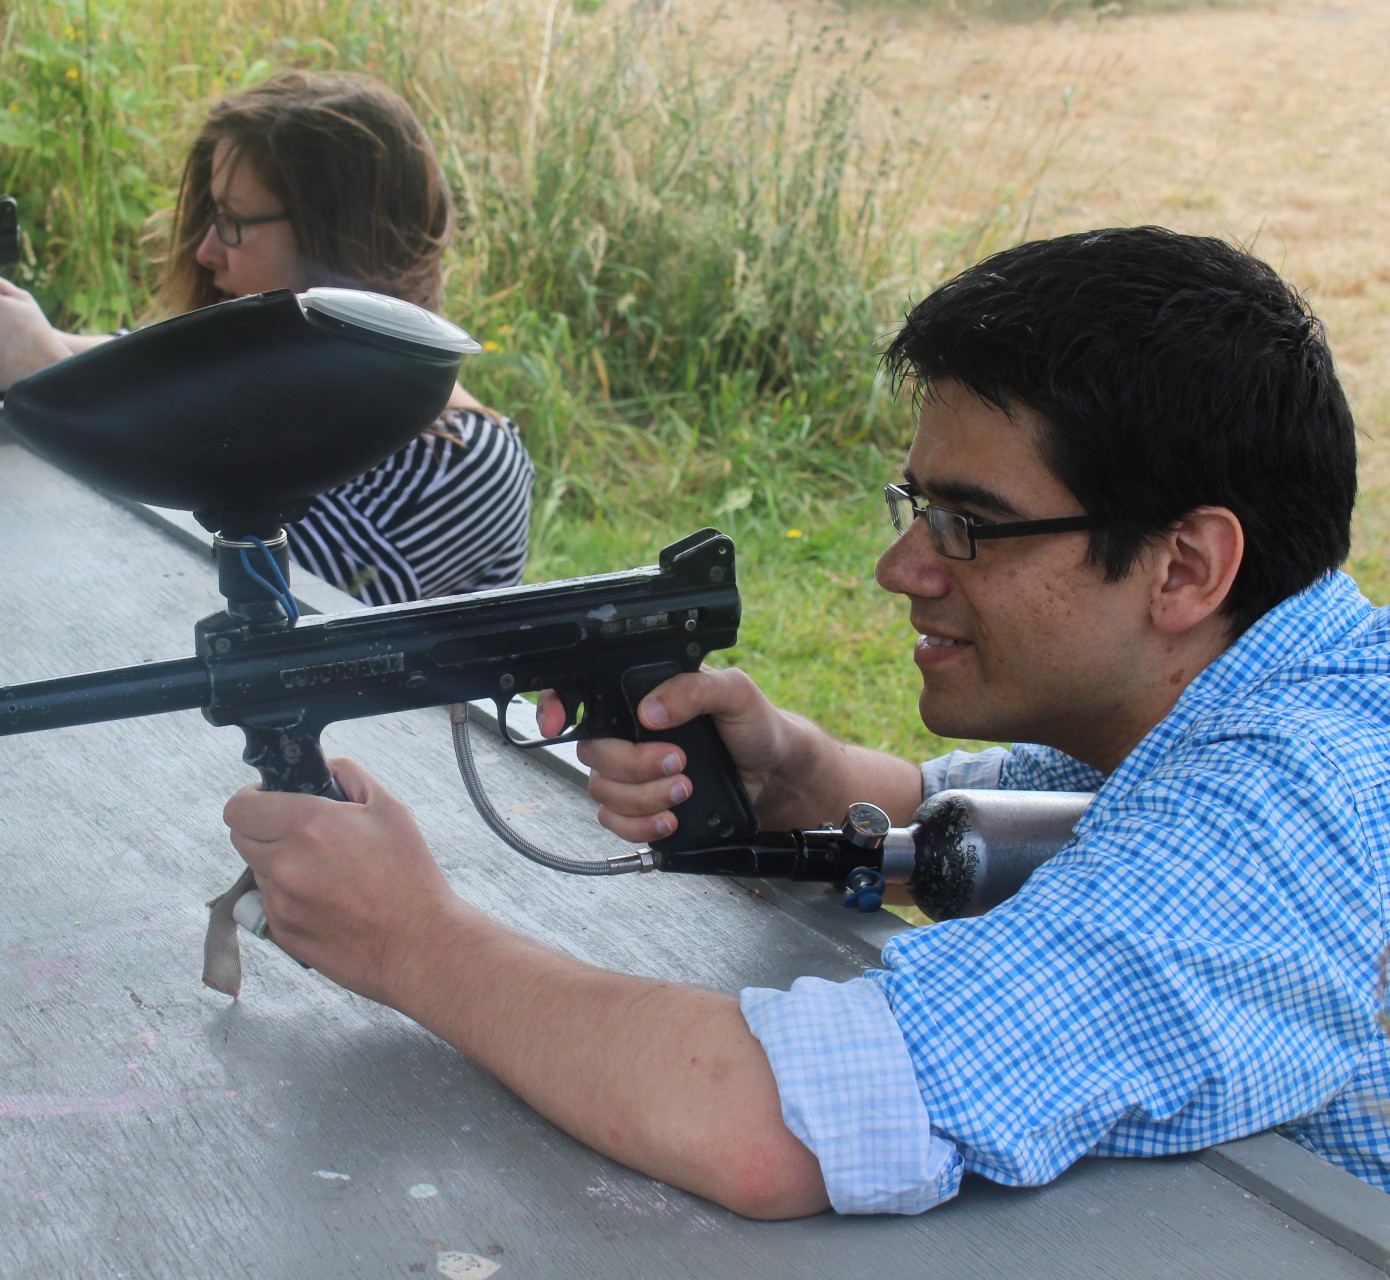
[741,570,1390,1213]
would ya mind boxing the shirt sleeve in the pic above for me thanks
[869,734,1380,1188]
[919,745,1012,797]
[919,744,1105,797]
[740,977,963,1214]
[750,726,1384,1202]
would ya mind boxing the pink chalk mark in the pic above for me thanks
[18,954,88,991]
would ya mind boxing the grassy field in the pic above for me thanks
[2,0,1385,768]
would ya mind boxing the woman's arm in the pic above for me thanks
[0,277,113,387]
[60,332,116,356]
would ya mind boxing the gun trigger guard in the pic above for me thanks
[515,728,580,749]
[493,699,528,747]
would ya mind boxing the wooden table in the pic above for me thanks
[1,428,1386,1278]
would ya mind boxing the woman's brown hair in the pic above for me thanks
[157,71,455,314]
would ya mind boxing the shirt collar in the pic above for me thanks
[1084,570,1371,813]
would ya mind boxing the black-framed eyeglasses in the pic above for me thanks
[211,210,290,248]
[884,483,1097,561]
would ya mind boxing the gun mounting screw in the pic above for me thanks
[405,672,426,689]
[686,642,701,659]
[499,674,516,692]
[281,741,302,763]
[708,567,726,584]
[213,637,232,655]
[683,617,697,631]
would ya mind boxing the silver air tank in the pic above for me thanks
[878,789,1095,919]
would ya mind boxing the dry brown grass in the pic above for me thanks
[687,0,1390,589]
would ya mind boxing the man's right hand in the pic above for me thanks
[537,666,925,842]
[538,667,788,843]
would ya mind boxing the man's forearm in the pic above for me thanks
[392,900,832,1219]
[757,709,924,830]
[225,762,831,1219]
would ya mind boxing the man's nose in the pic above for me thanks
[875,517,953,598]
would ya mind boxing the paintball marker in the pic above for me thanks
[0,197,19,271]
[0,519,760,863]
[1,288,1089,952]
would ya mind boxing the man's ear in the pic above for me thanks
[1149,506,1244,635]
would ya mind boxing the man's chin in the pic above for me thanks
[918,695,968,741]
[918,691,1001,746]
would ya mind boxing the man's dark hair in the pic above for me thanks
[883,226,1357,636]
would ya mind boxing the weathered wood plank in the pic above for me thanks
[0,433,1382,1278]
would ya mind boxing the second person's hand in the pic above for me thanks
[0,277,71,390]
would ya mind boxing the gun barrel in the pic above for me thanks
[2,656,209,735]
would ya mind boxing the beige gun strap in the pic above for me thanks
[203,866,258,996]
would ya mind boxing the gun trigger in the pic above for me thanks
[555,686,584,735]
[495,694,584,750]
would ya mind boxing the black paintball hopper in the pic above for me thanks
[3,287,479,537]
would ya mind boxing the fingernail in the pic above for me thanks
[661,752,682,776]
[643,699,670,729]
[655,817,673,837]
[670,780,690,805]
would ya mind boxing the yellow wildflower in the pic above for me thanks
[786,529,803,539]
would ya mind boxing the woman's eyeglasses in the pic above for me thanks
[211,210,290,248]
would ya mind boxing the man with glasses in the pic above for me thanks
[225,226,1390,1216]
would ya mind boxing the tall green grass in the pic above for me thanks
[0,0,163,330]
[0,0,1068,761]
[430,5,947,531]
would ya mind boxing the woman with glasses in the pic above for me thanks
[0,70,533,606]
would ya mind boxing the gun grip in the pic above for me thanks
[241,724,347,800]
[620,662,759,853]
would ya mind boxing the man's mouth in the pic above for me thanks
[914,630,970,669]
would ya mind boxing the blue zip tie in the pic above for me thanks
[239,535,300,623]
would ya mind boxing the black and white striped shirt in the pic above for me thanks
[286,407,534,605]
